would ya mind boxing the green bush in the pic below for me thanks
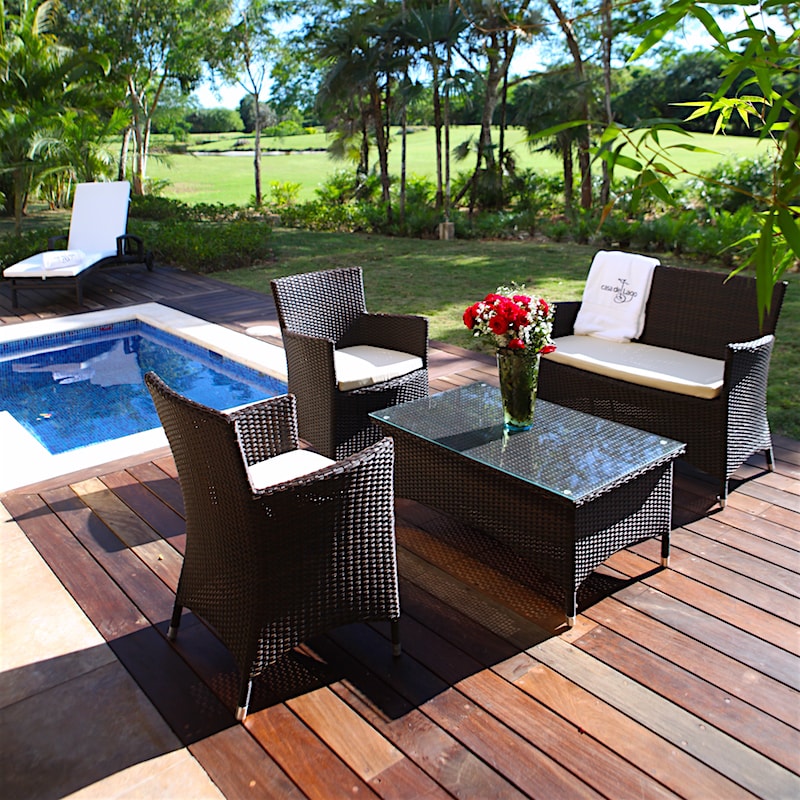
[0,226,64,270]
[129,218,273,273]
[684,155,775,212]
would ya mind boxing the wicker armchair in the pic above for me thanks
[271,267,429,460]
[144,372,401,721]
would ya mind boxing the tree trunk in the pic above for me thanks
[548,0,592,210]
[371,82,392,217]
[252,92,262,207]
[600,0,613,207]
[118,127,131,181]
[431,49,444,211]
[562,138,574,215]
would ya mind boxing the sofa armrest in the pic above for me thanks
[341,312,429,364]
[551,301,581,338]
[723,335,775,397]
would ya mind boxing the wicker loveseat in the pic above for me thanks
[539,265,786,505]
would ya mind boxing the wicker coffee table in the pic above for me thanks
[371,382,685,625]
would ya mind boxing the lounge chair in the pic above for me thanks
[271,266,429,459]
[144,372,401,721]
[3,181,153,307]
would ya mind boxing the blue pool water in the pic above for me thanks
[0,320,286,455]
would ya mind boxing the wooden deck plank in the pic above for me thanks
[584,596,800,729]
[494,654,759,800]
[574,620,800,771]
[529,637,800,799]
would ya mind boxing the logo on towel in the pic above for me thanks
[600,278,638,304]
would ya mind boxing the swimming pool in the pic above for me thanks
[0,304,287,492]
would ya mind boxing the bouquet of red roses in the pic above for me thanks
[463,287,556,355]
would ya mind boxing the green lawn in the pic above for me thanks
[148,126,774,206]
[216,228,799,439]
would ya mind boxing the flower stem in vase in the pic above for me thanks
[497,348,540,431]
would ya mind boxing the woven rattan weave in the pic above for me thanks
[271,267,429,460]
[372,383,684,625]
[539,265,786,504]
[145,372,401,720]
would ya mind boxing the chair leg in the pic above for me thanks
[391,618,402,657]
[166,603,182,641]
[235,679,253,722]
[718,479,728,509]
[765,445,776,472]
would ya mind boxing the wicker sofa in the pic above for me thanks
[539,265,787,505]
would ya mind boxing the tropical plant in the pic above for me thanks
[598,1,799,321]
[0,0,109,230]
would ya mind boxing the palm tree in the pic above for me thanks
[0,0,109,230]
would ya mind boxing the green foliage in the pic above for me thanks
[188,107,245,134]
[602,1,800,319]
[129,218,272,272]
[0,226,64,270]
[268,181,301,208]
[682,155,775,212]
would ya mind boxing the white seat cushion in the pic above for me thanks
[3,250,113,279]
[247,449,335,491]
[334,345,423,392]
[544,335,724,399]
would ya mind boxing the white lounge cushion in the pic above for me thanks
[334,345,423,392]
[3,250,113,279]
[543,335,724,399]
[247,448,335,491]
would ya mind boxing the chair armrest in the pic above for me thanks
[47,234,68,250]
[551,301,581,338]
[341,313,429,363]
[116,233,144,258]
[254,436,394,499]
[281,330,338,454]
[229,393,300,466]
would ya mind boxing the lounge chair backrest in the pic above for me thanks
[68,181,131,254]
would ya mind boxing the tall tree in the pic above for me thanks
[456,0,543,209]
[221,2,278,207]
[60,0,233,194]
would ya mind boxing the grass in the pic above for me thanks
[216,228,799,440]
[147,126,775,206]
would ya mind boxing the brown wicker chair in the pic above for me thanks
[144,372,401,721]
[271,267,429,460]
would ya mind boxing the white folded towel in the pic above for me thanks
[41,250,86,270]
[573,250,660,342]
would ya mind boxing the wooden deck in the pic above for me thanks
[2,266,799,799]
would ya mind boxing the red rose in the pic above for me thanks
[489,314,509,335]
[508,338,525,350]
[540,344,557,354]
[463,305,476,329]
[539,298,550,315]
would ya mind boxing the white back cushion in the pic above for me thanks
[68,181,131,254]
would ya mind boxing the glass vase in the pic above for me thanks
[496,347,540,431]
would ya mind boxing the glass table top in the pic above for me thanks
[370,382,685,502]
